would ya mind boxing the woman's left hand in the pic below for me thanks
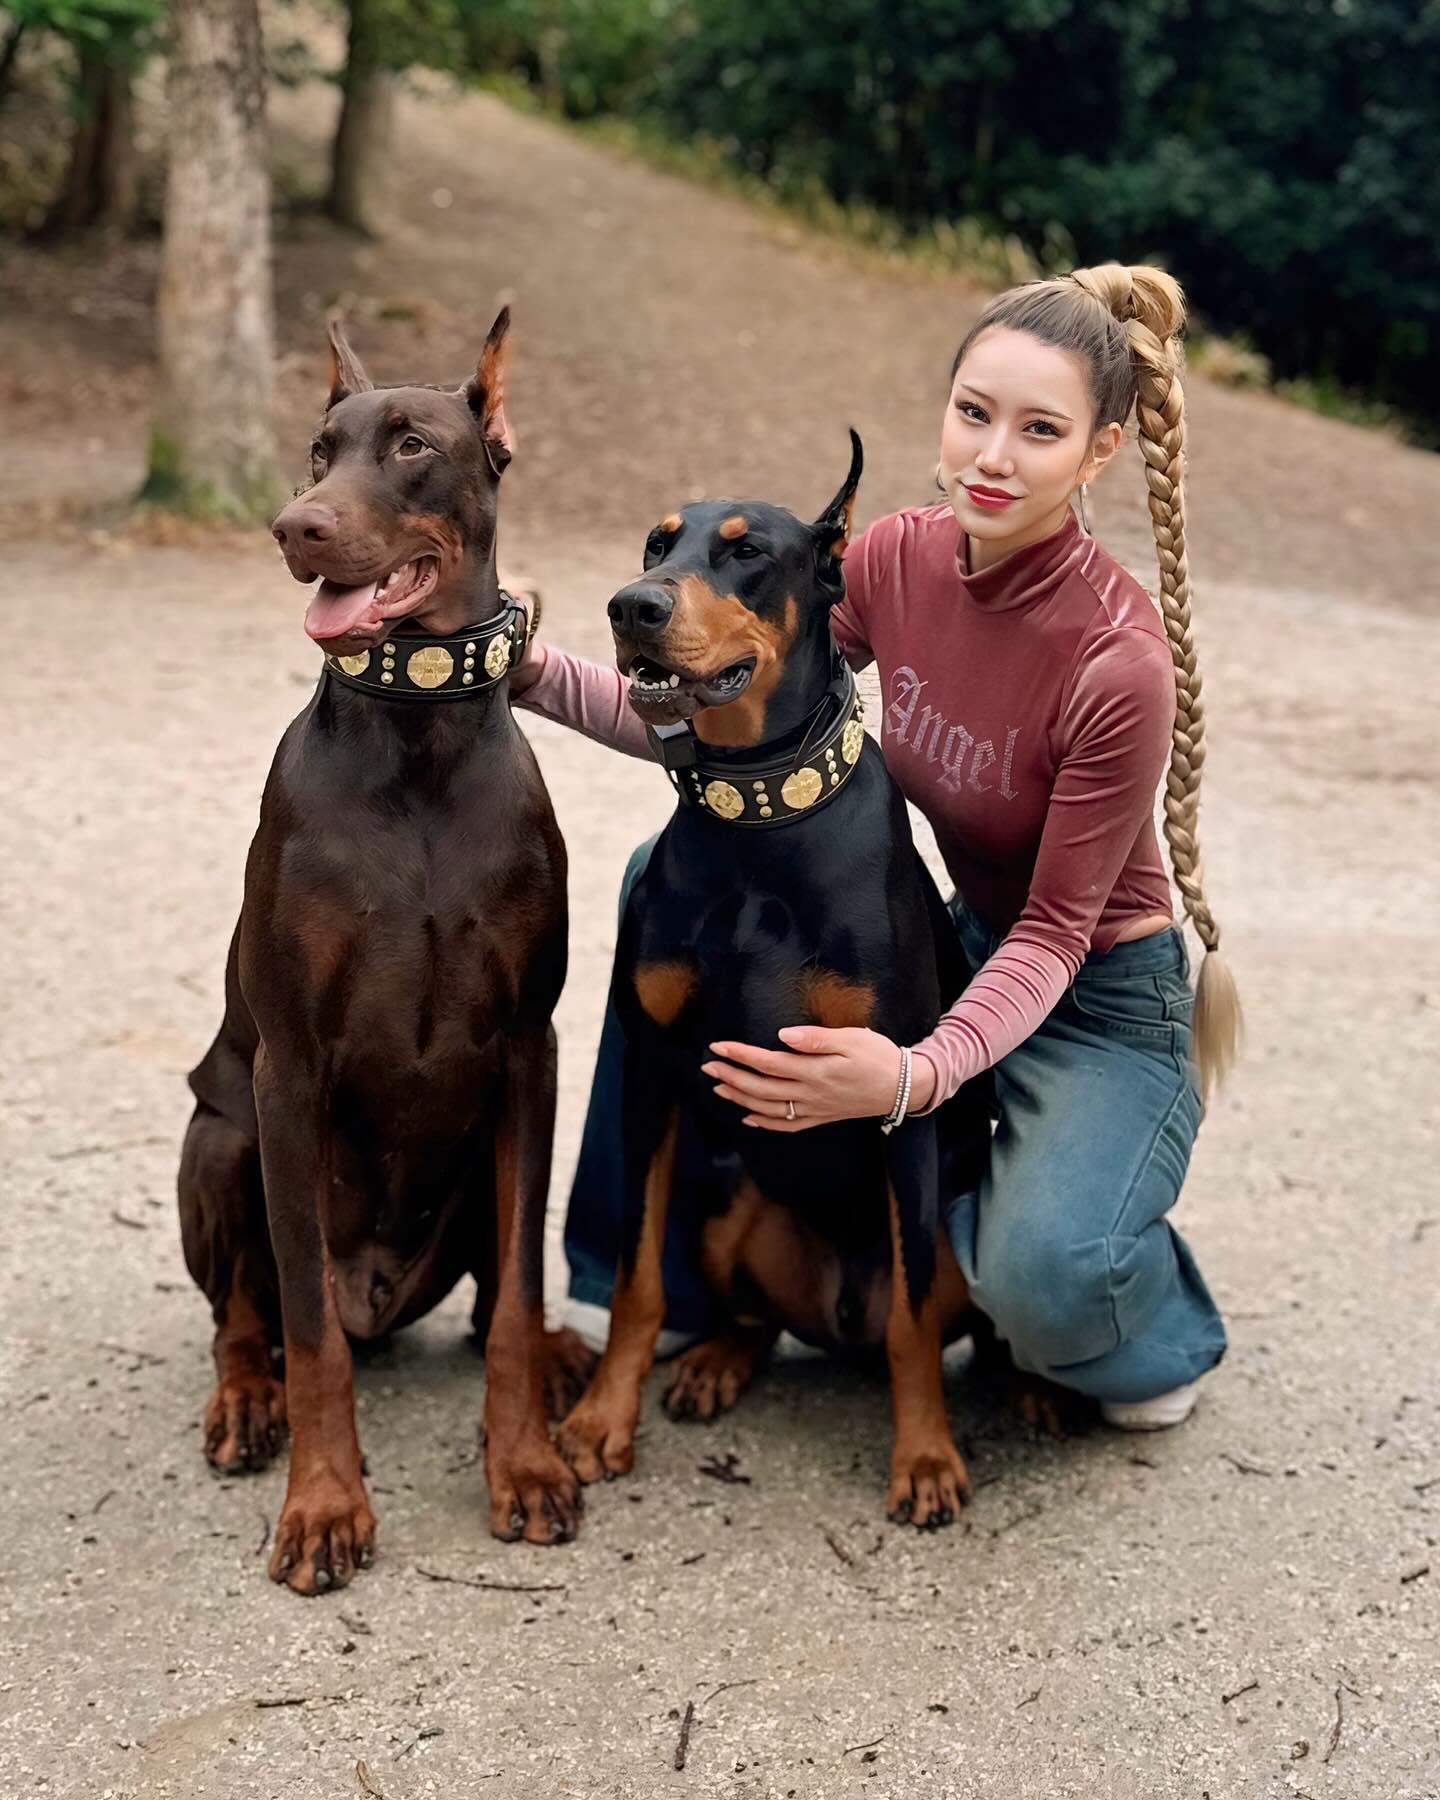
[703,1027,920,1132]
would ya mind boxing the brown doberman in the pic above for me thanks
[177,310,591,1594]
[556,435,993,1528]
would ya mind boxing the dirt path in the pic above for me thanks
[2,79,1438,1800]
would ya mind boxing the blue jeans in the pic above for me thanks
[943,898,1225,1404]
[564,839,1227,1403]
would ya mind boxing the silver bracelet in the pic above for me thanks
[880,1045,913,1135]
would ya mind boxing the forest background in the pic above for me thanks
[3,0,1435,450]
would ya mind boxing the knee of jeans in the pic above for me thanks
[975,1231,1119,1372]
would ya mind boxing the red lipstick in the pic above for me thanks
[962,483,1021,511]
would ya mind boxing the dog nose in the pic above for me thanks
[608,582,674,635]
[271,499,338,549]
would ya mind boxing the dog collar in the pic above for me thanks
[647,663,866,828]
[321,593,530,701]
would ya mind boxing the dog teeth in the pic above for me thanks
[668,674,680,688]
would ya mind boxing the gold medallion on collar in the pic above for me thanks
[781,767,824,811]
[407,645,454,689]
[704,780,745,820]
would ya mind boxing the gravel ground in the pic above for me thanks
[2,78,1438,1800]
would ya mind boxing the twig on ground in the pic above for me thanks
[255,1512,270,1557]
[1221,1452,1274,1477]
[355,1760,385,1798]
[822,1526,854,1566]
[1413,1474,1440,1493]
[1016,1688,1042,1709]
[1221,1679,1259,1705]
[1322,1685,1344,1764]
[704,1679,758,1703]
[92,1488,117,1514]
[680,1552,706,1566]
[698,1452,751,1485]
[110,1209,148,1230]
[414,1566,566,1594]
[394,1726,444,1760]
[1400,1563,1430,1584]
[255,1694,348,1709]
[843,1728,895,1756]
[991,1503,1044,1536]
[673,1700,696,1770]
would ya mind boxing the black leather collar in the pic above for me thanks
[322,593,529,701]
[647,661,867,828]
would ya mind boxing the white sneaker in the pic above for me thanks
[562,1297,700,1360]
[1101,1378,1201,1432]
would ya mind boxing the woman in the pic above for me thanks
[514,262,1239,1430]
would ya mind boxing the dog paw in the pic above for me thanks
[556,1400,637,1485]
[886,1436,971,1530]
[541,1329,598,1422]
[1012,1374,1090,1438]
[663,1337,764,1423]
[487,1436,583,1545]
[268,1475,376,1595]
[204,1373,287,1473]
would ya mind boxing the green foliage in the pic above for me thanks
[461,0,1440,442]
[1,0,161,51]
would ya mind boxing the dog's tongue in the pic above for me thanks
[304,578,381,644]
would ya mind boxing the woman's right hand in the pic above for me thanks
[505,583,546,699]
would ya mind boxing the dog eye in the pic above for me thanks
[643,531,665,565]
[732,542,763,561]
[310,442,327,469]
[396,435,429,457]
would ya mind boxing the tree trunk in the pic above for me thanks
[146,0,278,521]
[0,19,27,111]
[47,52,139,236]
[326,0,397,236]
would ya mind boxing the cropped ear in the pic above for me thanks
[326,316,373,409]
[462,305,514,476]
[811,427,864,592]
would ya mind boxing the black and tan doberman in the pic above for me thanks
[557,434,992,1527]
[178,311,591,1594]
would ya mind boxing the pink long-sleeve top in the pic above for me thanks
[520,504,1177,1106]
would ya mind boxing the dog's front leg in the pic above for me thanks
[558,1047,679,1484]
[254,1048,375,1594]
[484,1025,585,1545]
[884,1118,971,1529]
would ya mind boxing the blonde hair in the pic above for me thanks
[952,262,1241,1099]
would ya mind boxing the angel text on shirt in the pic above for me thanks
[884,665,1020,800]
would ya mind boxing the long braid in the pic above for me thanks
[1070,263,1242,1098]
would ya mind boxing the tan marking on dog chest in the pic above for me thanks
[802,970,876,1029]
[633,959,697,1026]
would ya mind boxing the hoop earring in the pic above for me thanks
[1078,482,1093,533]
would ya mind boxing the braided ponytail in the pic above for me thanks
[949,264,1241,1097]
[1067,263,1240,1097]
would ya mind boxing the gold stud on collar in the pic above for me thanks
[841,719,864,764]
[484,634,512,678]
[336,650,370,676]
